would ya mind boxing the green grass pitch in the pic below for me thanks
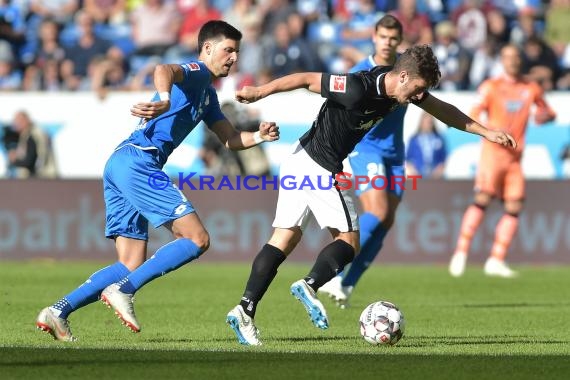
[1,261,570,379]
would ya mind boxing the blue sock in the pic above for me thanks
[336,213,380,279]
[54,262,130,319]
[342,213,387,287]
[358,213,382,252]
[119,238,202,294]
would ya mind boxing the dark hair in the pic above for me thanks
[375,14,403,37]
[393,45,441,88]
[198,20,242,53]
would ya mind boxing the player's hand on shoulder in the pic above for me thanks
[236,86,262,104]
[486,130,517,149]
[259,122,279,142]
[130,100,171,120]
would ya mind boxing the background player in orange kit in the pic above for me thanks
[449,44,556,278]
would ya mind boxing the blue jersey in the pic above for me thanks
[350,55,407,161]
[118,61,225,167]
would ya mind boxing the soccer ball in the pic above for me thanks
[359,301,405,346]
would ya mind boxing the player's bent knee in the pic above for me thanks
[504,200,524,215]
[182,232,210,253]
[473,192,492,208]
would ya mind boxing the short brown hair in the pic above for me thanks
[393,45,441,88]
[375,14,403,38]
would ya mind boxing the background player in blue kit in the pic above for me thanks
[319,15,406,308]
[35,20,279,342]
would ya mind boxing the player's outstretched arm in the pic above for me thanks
[210,119,280,150]
[235,72,322,104]
[533,89,557,125]
[130,64,185,120]
[418,94,517,149]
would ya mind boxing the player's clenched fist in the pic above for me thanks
[236,86,263,104]
[258,122,279,142]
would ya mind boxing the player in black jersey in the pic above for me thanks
[226,44,516,345]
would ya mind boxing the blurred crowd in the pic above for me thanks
[0,0,569,96]
[1,0,570,179]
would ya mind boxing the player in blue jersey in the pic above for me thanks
[318,15,406,308]
[35,20,279,342]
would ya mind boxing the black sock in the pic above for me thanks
[304,240,355,292]
[239,244,286,318]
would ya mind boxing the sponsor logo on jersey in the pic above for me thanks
[330,75,346,93]
[187,62,200,71]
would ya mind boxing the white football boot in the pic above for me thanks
[226,305,262,346]
[484,257,518,278]
[449,252,468,277]
[101,284,141,332]
[36,307,77,342]
[317,276,352,309]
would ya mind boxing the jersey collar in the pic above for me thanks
[376,73,387,97]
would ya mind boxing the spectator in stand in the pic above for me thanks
[126,54,160,90]
[406,112,447,179]
[258,0,296,38]
[522,35,560,91]
[84,0,128,25]
[485,6,509,45]
[432,20,471,90]
[175,0,222,58]
[390,0,433,50]
[28,0,79,26]
[450,0,493,55]
[509,7,540,47]
[22,17,65,91]
[543,0,570,89]
[130,0,180,57]
[287,11,323,70]
[5,110,57,178]
[339,0,383,50]
[223,0,257,32]
[91,46,130,98]
[296,0,331,22]
[490,0,539,29]
[265,19,321,77]
[468,37,502,89]
[237,14,265,77]
[544,0,570,60]
[0,0,26,61]
[60,11,113,91]
[0,40,21,90]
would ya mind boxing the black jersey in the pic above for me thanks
[299,66,429,173]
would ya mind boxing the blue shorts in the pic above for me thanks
[348,150,405,198]
[103,145,195,240]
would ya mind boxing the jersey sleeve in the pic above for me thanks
[179,61,209,83]
[320,72,366,109]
